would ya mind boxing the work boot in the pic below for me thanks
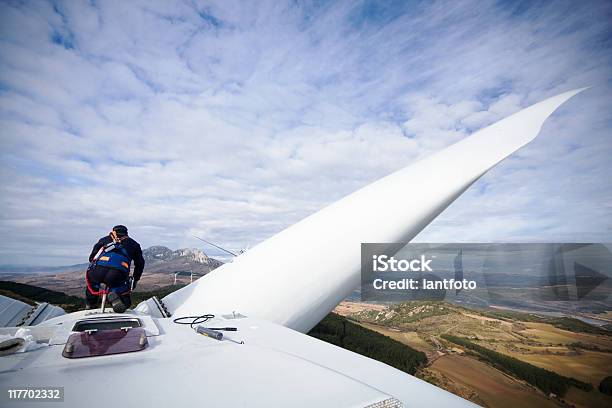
[107,292,127,313]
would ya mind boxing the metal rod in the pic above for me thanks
[100,283,107,313]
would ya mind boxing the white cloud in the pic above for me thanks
[0,0,611,265]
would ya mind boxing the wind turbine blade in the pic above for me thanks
[164,88,586,333]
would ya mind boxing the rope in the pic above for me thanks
[85,270,109,296]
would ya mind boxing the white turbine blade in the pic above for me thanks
[162,88,586,333]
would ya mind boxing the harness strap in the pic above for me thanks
[85,270,108,296]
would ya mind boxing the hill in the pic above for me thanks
[353,301,610,336]
[340,300,612,407]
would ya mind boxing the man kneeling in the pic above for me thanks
[85,225,145,313]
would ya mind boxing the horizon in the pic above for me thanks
[0,243,232,268]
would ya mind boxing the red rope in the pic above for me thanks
[85,271,108,296]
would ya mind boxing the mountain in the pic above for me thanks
[142,246,224,274]
[1,246,225,296]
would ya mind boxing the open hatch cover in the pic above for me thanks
[62,328,147,359]
[72,317,141,332]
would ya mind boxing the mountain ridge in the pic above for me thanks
[0,246,225,296]
[142,245,224,273]
[0,245,224,274]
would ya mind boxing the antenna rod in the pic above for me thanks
[193,235,238,257]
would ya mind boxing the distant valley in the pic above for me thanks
[0,246,223,296]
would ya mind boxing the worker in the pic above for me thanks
[85,225,145,312]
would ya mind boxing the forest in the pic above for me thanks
[0,281,183,313]
[309,312,427,375]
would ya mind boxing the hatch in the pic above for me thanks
[72,317,141,332]
[62,327,147,359]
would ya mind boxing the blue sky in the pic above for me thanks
[0,0,611,266]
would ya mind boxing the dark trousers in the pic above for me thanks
[85,265,132,309]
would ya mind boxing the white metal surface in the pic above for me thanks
[0,295,32,327]
[163,89,586,333]
[0,311,474,407]
[24,303,66,326]
[0,295,65,327]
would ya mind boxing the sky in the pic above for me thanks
[0,0,611,266]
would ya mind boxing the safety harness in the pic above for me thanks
[87,232,133,296]
[94,232,131,272]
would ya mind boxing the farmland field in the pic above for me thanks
[335,300,612,407]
